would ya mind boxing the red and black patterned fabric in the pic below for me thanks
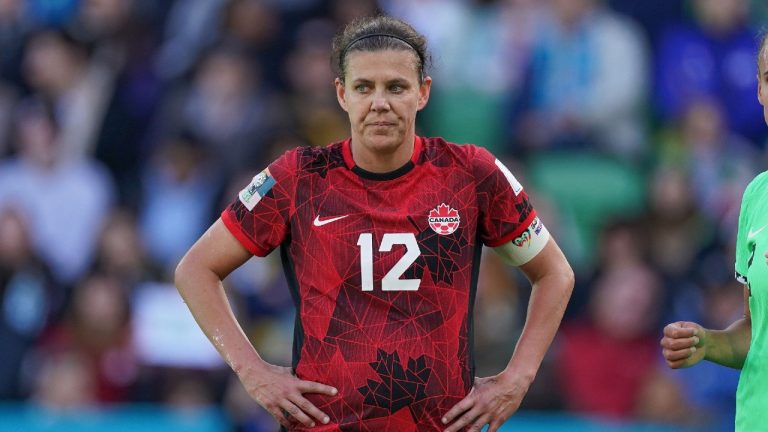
[222,137,536,431]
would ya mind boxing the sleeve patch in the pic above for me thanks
[494,159,523,196]
[238,169,276,211]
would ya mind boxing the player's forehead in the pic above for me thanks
[344,49,421,83]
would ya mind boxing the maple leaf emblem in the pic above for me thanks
[429,203,458,219]
[428,203,460,235]
[358,349,432,414]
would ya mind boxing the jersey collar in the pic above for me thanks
[342,136,422,181]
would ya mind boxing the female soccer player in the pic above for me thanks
[661,34,768,432]
[175,16,574,432]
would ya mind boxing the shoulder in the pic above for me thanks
[294,142,346,177]
[420,136,495,170]
[420,137,522,189]
[744,170,768,200]
[421,136,519,180]
[269,142,346,178]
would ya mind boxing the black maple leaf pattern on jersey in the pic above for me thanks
[358,349,432,414]
[406,227,468,286]
[298,145,346,178]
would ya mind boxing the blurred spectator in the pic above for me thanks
[25,0,80,27]
[657,98,758,228]
[0,206,58,400]
[92,209,160,286]
[633,366,698,427]
[284,19,348,147]
[0,81,18,157]
[38,273,138,403]
[69,0,165,207]
[153,0,227,81]
[567,218,649,315]
[512,0,648,159]
[607,0,684,48]
[153,45,287,173]
[329,0,380,30]
[396,0,542,154]
[655,0,765,145]
[643,167,711,278]
[22,29,116,159]
[556,260,664,418]
[380,0,466,56]
[0,100,115,284]
[220,0,285,89]
[139,133,221,274]
[0,0,29,85]
[32,350,96,410]
[751,0,768,24]
[161,369,218,410]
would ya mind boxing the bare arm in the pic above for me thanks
[175,219,259,375]
[662,285,751,370]
[175,219,336,428]
[443,238,574,432]
[499,237,574,383]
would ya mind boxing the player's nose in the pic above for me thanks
[370,91,390,112]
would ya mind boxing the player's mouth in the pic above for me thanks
[367,121,396,127]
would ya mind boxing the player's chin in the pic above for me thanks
[363,129,403,151]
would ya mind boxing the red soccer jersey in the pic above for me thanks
[222,136,544,431]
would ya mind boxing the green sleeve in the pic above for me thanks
[735,173,766,283]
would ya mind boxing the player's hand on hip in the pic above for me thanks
[661,321,706,369]
[238,362,337,429]
[441,373,528,432]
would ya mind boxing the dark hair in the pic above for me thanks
[331,16,430,83]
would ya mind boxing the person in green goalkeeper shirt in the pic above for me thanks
[660,34,768,431]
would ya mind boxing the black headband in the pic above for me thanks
[341,33,424,74]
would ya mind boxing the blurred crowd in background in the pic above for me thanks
[0,0,766,431]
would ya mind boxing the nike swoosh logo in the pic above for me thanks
[313,215,349,227]
[749,225,768,239]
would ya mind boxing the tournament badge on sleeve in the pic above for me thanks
[239,169,276,211]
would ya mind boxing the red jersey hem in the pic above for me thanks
[221,210,270,257]
[484,209,538,248]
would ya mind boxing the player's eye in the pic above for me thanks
[355,84,370,93]
[389,84,404,93]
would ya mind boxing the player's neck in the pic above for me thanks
[350,134,415,173]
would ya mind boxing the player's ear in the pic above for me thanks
[417,76,432,111]
[335,77,348,112]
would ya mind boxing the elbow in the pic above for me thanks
[563,265,575,293]
[557,263,575,299]
[174,254,192,292]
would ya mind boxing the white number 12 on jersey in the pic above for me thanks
[357,233,421,291]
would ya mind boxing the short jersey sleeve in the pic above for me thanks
[735,173,767,284]
[221,149,298,257]
[473,147,550,265]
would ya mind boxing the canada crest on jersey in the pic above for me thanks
[428,203,460,235]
